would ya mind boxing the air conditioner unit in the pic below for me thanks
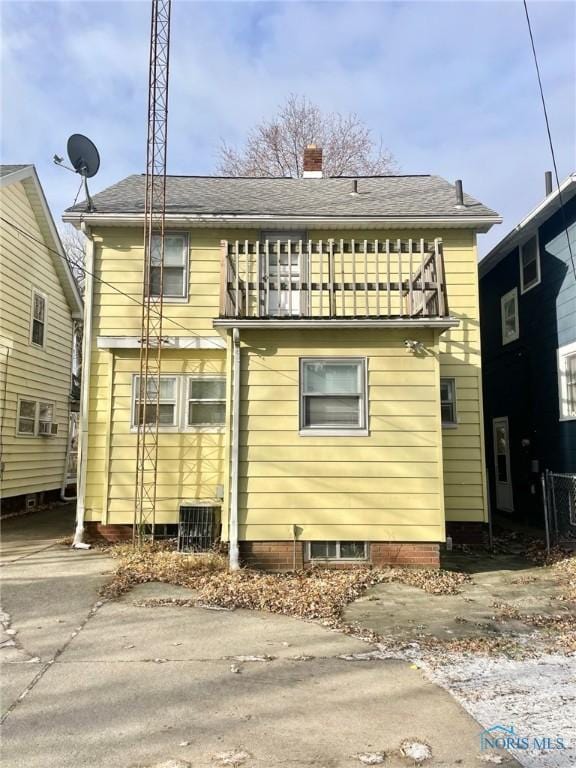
[39,422,58,436]
[178,505,219,552]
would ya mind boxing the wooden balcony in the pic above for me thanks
[218,237,451,326]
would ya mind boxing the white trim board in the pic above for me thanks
[96,335,226,350]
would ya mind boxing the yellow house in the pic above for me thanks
[63,150,501,568]
[0,165,83,511]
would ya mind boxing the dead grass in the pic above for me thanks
[100,543,470,621]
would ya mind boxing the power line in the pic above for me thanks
[0,214,299,383]
[523,0,576,279]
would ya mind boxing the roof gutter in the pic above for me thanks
[479,173,576,278]
[62,212,502,233]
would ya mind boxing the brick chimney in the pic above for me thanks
[303,144,323,178]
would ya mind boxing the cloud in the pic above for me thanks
[1,0,574,255]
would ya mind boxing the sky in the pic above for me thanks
[1,0,575,256]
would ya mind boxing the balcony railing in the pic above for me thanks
[219,237,449,321]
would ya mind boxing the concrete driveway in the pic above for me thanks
[0,510,518,768]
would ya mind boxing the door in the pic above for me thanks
[493,417,514,512]
[261,231,306,316]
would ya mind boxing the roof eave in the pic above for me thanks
[62,211,502,233]
[479,173,576,278]
[2,166,84,317]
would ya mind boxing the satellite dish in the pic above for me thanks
[67,134,100,178]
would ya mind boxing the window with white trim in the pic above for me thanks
[31,290,46,347]
[132,376,177,427]
[300,358,366,432]
[519,235,541,293]
[440,378,457,426]
[558,342,576,421]
[131,375,226,430]
[187,377,226,426]
[149,233,188,299]
[501,288,519,345]
[309,542,367,560]
[17,400,37,434]
[17,399,55,436]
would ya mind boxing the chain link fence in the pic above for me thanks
[543,470,576,549]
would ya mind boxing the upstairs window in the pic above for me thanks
[440,378,457,426]
[519,235,541,293]
[558,342,576,421]
[149,233,188,299]
[300,358,366,433]
[133,376,177,427]
[187,377,226,426]
[501,288,519,345]
[31,290,46,347]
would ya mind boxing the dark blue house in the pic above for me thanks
[479,173,576,524]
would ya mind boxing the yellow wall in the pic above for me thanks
[88,225,487,533]
[0,182,74,497]
[85,349,226,523]
[235,328,445,542]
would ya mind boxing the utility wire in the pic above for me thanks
[0,215,299,384]
[523,0,576,279]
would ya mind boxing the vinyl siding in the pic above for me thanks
[84,348,226,523]
[88,225,487,531]
[0,182,73,497]
[234,328,445,542]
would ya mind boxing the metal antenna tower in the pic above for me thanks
[134,0,172,545]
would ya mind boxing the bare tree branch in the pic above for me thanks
[216,95,396,178]
[59,224,86,294]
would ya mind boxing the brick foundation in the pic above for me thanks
[84,522,133,543]
[241,541,439,570]
[80,527,440,570]
[239,541,304,572]
[370,542,440,568]
[445,521,489,547]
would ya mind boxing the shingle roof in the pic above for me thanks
[0,164,32,178]
[65,174,499,219]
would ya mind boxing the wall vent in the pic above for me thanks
[178,505,219,552]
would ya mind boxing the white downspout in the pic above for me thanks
[61,323,79,502]
[72,224,94,549]
[229,327,241,570]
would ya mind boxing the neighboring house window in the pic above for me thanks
[133,376,177,426]
[17,399,55,436]
[31,290,47,347]
[17,400,36,434]
[501,288,519,345]
[187,377,226,426]
[440,378,457,426]
[309,542,367,560]
[558,341,576,421]
[519,235,541,293]
[300,358,367,432]
[149,233,188,299]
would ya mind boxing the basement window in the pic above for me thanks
[187,377,226,426]
[132,376,177,426]
[149,233,189,299]
[440,378,457,426]
[309,542,367,560]
[300,358,367,434]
